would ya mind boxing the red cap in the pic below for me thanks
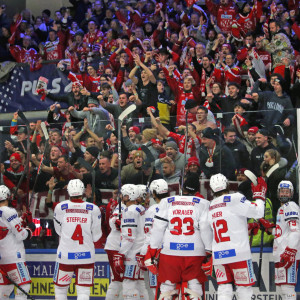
[129,126,140,134]
[188,156,200,168]
[236,168,247,175]
[151,138,162,145]
[10,152,22,163]
[248,126,259,134]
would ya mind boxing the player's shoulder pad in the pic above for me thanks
[167,196,175,203]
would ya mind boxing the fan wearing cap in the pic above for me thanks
[83,146,100,170]
[148,108,200,158]
[68,97,110,138]
[205,173,266,300]
[121,150,146,184]
[250,128,277,176]
[252,76,295,130]
[186,156,201,177]
[53,179,102,300]
[145,173,212,300]
[242,126,258,154]
[3,153,28,199]
[122,126,160,160]
[198,127,236,180]
[155,141,188,175]
[127,126,140,143]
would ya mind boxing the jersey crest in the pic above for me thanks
[223,196,231,202]
[86,204,93,211]
[167,197,175,203]
[61,204,68,210]
[192,197,200,203]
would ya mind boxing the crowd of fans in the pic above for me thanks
[0,0,300,247]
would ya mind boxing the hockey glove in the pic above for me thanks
[115,219,121,231]
[144,246,160,275]
[0,227,9,240]
[113,253,125,275]
[259,218,275,234]
[280,247,297,269]
[202,252,213,277]
[248,222,260,235]
[21,211,33,228]
[251,177,267,201]
[136,254,147,271]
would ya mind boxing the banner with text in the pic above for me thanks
[0,64,71,113]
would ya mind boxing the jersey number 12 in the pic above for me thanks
[213,219,230,243]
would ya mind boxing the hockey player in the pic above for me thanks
[206,173,266,300]
[140,179,169,296]
[105,186,126,300]
[0,185,34,299]
[145,174,212,299]
[265,181,300,300]
[53,179,102,300]
[112,184,147,300]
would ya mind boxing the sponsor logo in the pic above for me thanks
[7,214,17,222]
[170,242,194,250]
[66,209,88,214]
[61,204,68,210]
[209,203,226,211]
[0,211,2,217]
[124,219,135,223]
[275,224,282,239]
[145,218,153,222]
[214,249,236,259]
[8,270,19,283]
[223,196,231,202]
[285,211,298,217]
[171,201,195,206]
[156,207,159,213]
[240,197,246,203]
[235,270,248,282]
[167,197,175,203]
[59,274,72,282]
[192,197,200,203]
[86,204,93,210]
[124,265,135,278]
[68,251,91,260]
[215,269,225,279]
[79,271,92,282]
[247,260,255,282]
[17,263,27,282]
[221,14,232,19]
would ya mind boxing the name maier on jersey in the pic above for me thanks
[206,173,266,300]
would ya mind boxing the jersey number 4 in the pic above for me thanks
[71,224,84,244]
[213,219,230,243]
[170,217,194,235]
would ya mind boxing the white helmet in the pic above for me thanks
[121,184,139,201]
[137,185,148,199]
[150,179,168,195]
[0,185,10,201]
[67,179,85,197]
[277,180,294,203]
[210,173,228,193]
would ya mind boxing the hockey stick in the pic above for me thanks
[29,122,50,207]
[180,112,188,195]
[14,111,31,206]
[77,157,95,202]
[0,266,35,300]
[117,104,137,219]
[140,145,155,189]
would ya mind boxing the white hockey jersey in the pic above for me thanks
[120,204,145,264]
[54,200,102,265]
[150,195,212,257]
[0,206,29,264]
[273,201,300,262]
[105,203,126,251]
[208,192,264,265]
[141,203,159,255]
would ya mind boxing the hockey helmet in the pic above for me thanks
[0,185,10,201]
[121,184,139,201]
[137,185,148,199]
[150,179,168,195]
[210,173,228,193]
[67,179,85,197]
[277,180,294,203]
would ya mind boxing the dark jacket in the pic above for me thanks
[225,139,250,170]
[198,142,236,180]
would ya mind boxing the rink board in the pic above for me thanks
[13,248,299,299]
